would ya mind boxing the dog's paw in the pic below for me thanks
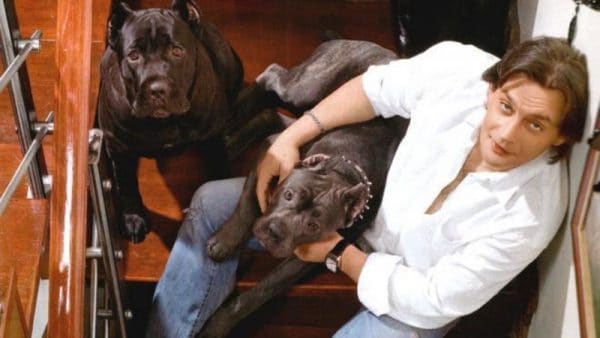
[122,213,150,243]
[206,234,237,262]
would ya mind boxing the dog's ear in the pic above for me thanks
[171,0,202,24]
[340,183,369,225]
[299,154,330,171]
[108,2,134,51]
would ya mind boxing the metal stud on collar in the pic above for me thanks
[340,155,373,228]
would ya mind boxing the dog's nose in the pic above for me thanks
[148,80,168,100]
[267,223,283,242]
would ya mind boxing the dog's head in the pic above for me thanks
[108,0,202,119]
[253,154,371,257]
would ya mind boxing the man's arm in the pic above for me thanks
[256,75,377,211]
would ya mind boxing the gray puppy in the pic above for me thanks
[200,40,403,337]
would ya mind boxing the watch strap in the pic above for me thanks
[330,237,351,257]
[326,238,351,273]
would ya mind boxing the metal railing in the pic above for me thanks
[1,1,129,337]
[0,111,52,216]
[87,129,129,338]
[0,0,48,201]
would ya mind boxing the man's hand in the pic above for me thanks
[256,138,300,212]
[294,232,343,263]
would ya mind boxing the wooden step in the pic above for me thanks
[0,144,29,199]
[0,199,48,335]
[0,269,27,338]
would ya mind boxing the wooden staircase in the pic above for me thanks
[0,0,102,336]
[0,141,47,338]
[0,198,47,338]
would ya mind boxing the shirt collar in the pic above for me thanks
[470,150,552,206]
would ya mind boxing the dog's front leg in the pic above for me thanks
[111,152,149,243]
[198,257,316,338]
[206,170,260,261]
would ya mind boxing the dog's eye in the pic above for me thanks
[171,46,185,58]
[127,51,140,61]
[307,222,319,233]
[283,190,293,201]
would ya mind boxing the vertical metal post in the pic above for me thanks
[103,279,111,338]
[0,0,45,197]
[88,129,128,338]
[88,223,100,338]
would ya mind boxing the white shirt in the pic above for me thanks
[358,41,567,329]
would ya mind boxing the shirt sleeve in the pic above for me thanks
[362,41,496,119]
[357,225,544,329]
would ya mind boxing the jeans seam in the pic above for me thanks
[187,195,216,338]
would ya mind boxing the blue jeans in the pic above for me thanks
[146,177,452,338]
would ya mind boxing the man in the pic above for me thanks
[147,37,588,337]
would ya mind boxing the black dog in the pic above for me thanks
[97,0,243,242]
[199,40,404,337]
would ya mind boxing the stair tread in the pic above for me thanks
[0,198,47,332]
[0,143,29,198]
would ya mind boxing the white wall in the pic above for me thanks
[517,1,600,337]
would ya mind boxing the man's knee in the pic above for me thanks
[190,178,245,211]
[190,181,221,212]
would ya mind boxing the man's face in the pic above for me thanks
[479,73,566,171]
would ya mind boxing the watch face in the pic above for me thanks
[325,256,337,273]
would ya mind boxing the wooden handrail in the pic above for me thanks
[48,0,93,337]
[570,106,600,338]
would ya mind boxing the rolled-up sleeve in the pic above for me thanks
[361,52,425,119]
[357,228,543,329]
[361,40,497,120]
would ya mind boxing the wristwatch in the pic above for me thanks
[325,238,351,273]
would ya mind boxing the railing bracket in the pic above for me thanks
[33,121,54,135]
[86,247,102,259]
[42,174,52,195]
[97,309,113,319]
[16,36,41,53]
[88,129,103,165]
[102,179,112,192]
